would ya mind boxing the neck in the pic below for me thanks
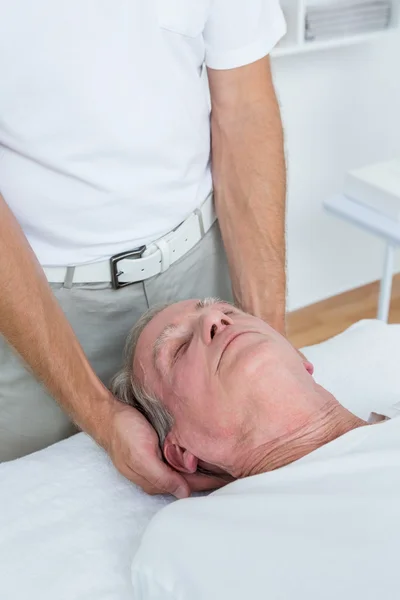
[233,397,367,478]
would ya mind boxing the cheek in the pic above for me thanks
[161,361,207,421]
[227,341,272,384]
[173,367,206,413]
[171,348,209,404]
[222,345,285,414]
[171,367,226,435]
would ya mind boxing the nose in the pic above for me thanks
[200,309,233,345]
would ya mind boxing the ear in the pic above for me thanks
[304,360,314,376]
[297,349,314,376]
[163,433,198,474]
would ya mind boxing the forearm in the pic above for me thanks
[0,195,114,446]
[209,59,286,332]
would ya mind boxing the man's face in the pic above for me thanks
[133,299,314,474]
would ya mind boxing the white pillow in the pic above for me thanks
[0,320,399,600]
[302,319,400,420]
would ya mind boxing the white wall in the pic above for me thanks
[271,31,400,311]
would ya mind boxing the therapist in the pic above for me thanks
[0,1,287,498]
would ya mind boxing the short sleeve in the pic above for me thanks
[204,0,287,70]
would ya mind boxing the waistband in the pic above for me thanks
[42,194,216,288]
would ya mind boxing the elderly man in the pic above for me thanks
[112,297,366,478]
[112,298,400,599]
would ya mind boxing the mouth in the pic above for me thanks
[216,331,250,371]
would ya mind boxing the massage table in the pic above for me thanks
[1,319,400,599]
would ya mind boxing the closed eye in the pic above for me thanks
[172,335,192,363]
[222,309,236,317]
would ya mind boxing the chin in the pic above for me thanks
[230,338,272,377]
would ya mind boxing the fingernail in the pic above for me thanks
[175,486,188,500]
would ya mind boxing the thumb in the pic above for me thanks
[150,460,191,499]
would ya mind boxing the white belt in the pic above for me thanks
[42,194,217,288]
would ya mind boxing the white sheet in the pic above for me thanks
[132,398,400,600]
[0,434,175,600]
[1,319,400,599]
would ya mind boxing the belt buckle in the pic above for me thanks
[110,246,146,290]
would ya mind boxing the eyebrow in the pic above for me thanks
[152,298,221,373]
[194,298,218,311]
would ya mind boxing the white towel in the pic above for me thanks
[306,6,391,24]
[0,435,176,600]
[306,0,391,16]
[305,18,390,40]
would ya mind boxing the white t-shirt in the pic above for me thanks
[132,408,400,600]
[0,1,286,266]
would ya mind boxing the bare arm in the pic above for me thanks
[0,194,114,442]
[0,195,200,497]
[208,56,286,334]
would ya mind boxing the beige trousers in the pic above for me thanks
[0,222,232,461]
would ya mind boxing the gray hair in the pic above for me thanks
[110,303,175,448]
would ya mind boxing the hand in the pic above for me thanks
[103,402,226,498]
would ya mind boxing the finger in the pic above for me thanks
[184,472,232,493]
[131,459,191,499]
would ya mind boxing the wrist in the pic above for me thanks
[235,293,286,335]
[74,384,119,451]
[93,392,121,451]
[269,315,286,337]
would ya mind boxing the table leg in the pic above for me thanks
[377,243,396,322]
